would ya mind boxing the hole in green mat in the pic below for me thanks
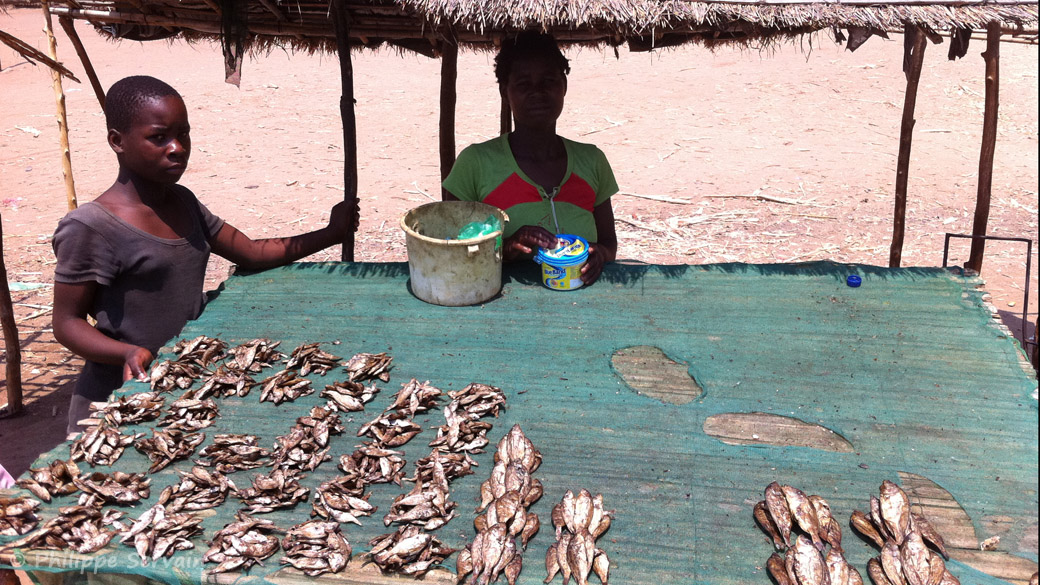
[702,412,854,452]
[611,345,702,405]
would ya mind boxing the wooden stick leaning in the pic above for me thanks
[41,0,79,212]
[0,212,24,416]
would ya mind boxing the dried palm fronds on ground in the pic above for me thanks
[322,380,379,412]
[259,369,313,405]
[74,471,150,505]
[89,392,165,425]
[204,512,282,574]
[545,489,613,585]
[280,520,352,576]
[384,450,457,530]
[358,409,423,447]
[185,365,256,399]
[159,397,219,431]
[312,475,376,525]
[0,497,40,536]
[150,360,205,393]
[388,378,443,416]
[285,343,342,376]
[339,443,406,485]
[70,420,143,466]
[236,468,310,514]
[344,352,392,382]
[135,429,205,473]
[16,459,81,502]
[197,434,271,473]
[158,466,234,512]
[367,525,455,577]
[120,504,203,564]
[226,338,284,373]
[174,335,227,368]
[1,504,125,553]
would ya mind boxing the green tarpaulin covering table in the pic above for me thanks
[3,261,1037,585]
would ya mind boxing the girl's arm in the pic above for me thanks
[581,201,617,283]
[209,200,357,270]
[53,281,153,381]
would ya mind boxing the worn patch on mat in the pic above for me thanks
[703,412,854,452]
[611,345,702,404]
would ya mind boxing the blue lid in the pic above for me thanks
[847,275,862,287]
[535,234,589,267]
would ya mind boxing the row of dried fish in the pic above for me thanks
[367,525,455,578]
[75,471,151,505]
[272,405,343,473]
[1,503,124,553]
[0,497,40,536]
[89,392,165,426]
[70,420,143,467]
[17,459,81,502]
[121,503,203,564]
[135,429,205,473]
[546,489,613,585]
[280,519,352,576]
[159,397,219,431]
[383,451,457,530]
[236,468,310,514]
[204,512,282,573]
[197,434,271,473]
[158,466,233,512]
[312,474,376,525]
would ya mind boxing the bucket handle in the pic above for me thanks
[467,244,480,257]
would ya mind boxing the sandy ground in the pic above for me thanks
[0,7,1037,476]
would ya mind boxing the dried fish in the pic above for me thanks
[448,383,506,419]
[339,443,407,485]
[16,459,81,502]
[0,497,41,536]
[198,433,272,473]
[226,338,284,373]
[158,466,234,512]
[204,511,282,574]
[159,397,219,431]
[120,504,203,563]
[312,475,376,525]
[285,343,342,376]
[174,335,228,368]
[236,469,310,514]
[149,360,205,393]
[368,525,455,577]
[344,352,393,382]
[429,403,494,453]
[384,451,457,531]
[281,520,352,576]
[407,451,477,485]
[74,471,151,505]
[259,369,313,404]
[270,406,342,473]
[2,504,124,554]
[388,378,443,416]
[186,365,256,399]
[135,429,205,473]
[458,523,522,585]
[70,420,144,467]
[322,379,379,412]
[89,392,165,425]
[358,409,423,447]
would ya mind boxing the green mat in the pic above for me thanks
[3,261,1036,585]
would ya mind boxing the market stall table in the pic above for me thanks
[2,261,1037,585]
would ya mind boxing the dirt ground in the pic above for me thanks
[0,7,1037,477]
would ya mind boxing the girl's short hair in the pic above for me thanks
[105,76,181,132]
[494,32,571,86]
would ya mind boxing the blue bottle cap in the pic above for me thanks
[847,275,862,288]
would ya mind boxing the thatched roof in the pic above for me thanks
[39,0,1039,58]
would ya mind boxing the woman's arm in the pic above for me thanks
[53,281,153,381]
[581,201,617,283]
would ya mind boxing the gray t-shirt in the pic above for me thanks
[52,186,225,400]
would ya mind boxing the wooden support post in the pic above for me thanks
[499,94,511,136]
[41,0,78,211]
[967,22,1001,273]
[0,212,24,416]
[58,16,105,110]
[889,25,927,268]
[332,0,359,262]
[439,40,458,182]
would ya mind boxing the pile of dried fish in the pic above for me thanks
[368,525,455,577]
[344,352,393,382]
[448,383,507,419]
[429,405,494,453]
[160,397,219,431]
[388,378,443,417]
[89,392,165,425]
[135,429,206,473]
[74,471,151,505]
[174,335,227,368]
[70,420,143,466]
[339,443,407,485]
[280,520,352,576]
[384,451,457,530]
[459,425,543,585]
[17,459,81,502]
[158,466,234,512]
[150,360,205,393]
[197,434,271,473]
[260,369,313,405]
[322,380,379,412]
[186,365,256,399]
[271,405,343,473]
[312,475,376,525]
[849,480,958,585]
[204,512,282,574]
[0,497,41,536]
[236,469,310,514]
[407,451,477,485]
[545,489,613,585]
[754,482,861,585]
[359,409,423,447]
[1,504,124,553]
[121,504,203,563]
[285,343,342,376]
[226,338,284,373]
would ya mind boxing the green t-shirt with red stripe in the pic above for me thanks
[443,134,618,242]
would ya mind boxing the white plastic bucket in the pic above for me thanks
[400,201,508,306]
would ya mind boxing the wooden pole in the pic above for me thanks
[439,40,458,181]
[41,0,78,211]
[889,25,927,268]
[966,22,1001,273]
[331,0,359,262]
[58,16,106,110]
[0,212,24,416]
